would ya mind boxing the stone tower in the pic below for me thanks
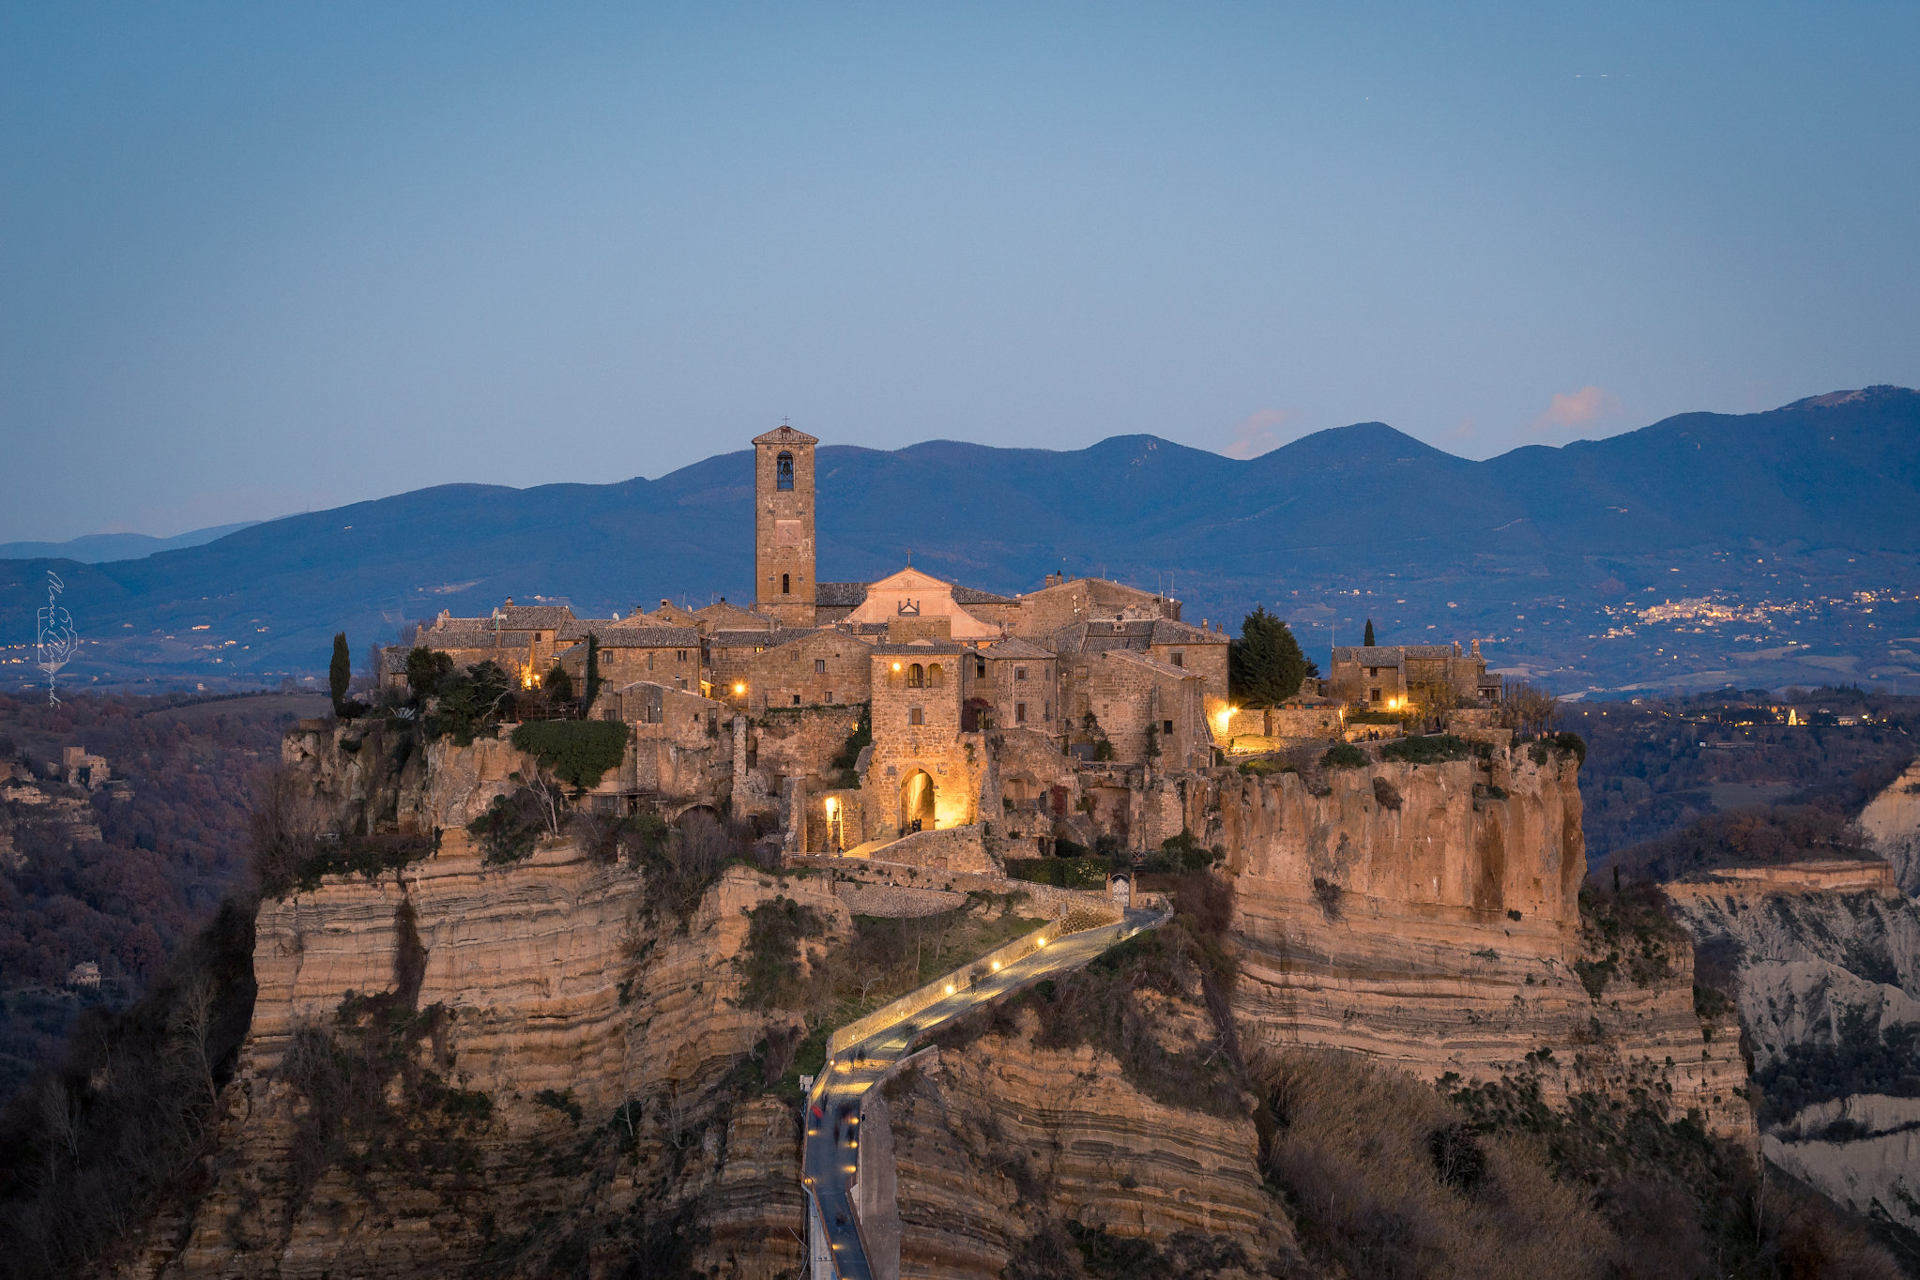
[752,424,818,627]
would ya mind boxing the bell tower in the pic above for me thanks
[752,423,818,627]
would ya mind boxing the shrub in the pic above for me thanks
[1005,856,1107,890]
[1380,734,1474,765]
[509,719,630,790]
[828,708,871,786]
[1372,777,1403,810]
[425,661,512,744]
[468,789,547,865]
[1527,731,1588,767]
[1321,742,1368,770]
[1311,876,1343,920]
[736,897,827,1010]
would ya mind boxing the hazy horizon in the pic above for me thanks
[15,385,1907,546]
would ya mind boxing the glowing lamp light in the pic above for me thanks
[990,959,1001,972]
[1035,937,1047,948]
[824,796,838,815]
[892,661,902,672]
[944,982,956,995]
[733,682,746,695]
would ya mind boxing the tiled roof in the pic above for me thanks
[707,629,780,649]
[980,636,1056,660]
[871,640,968,656]
[418,628,518,650]
[816,581,870,607]
[498,604,575,629]
[759,628,873,655]
[951,584,1017,606]
[1103,649,1202,681]
[752,424,819,446]
[1147,618,1225,645]
[1331,645,1462,662]
[594,625,700,648]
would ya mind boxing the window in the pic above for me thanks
[647,653,654,670]
[1014,666,1027,681]
[928,663,944,687]
[1162,719,1175,734]
[975,657,986,678]
[678,677,688,690]
[909,706,924,726]
[1044,701,1051,720]
[782,572,791,595]
[776,451,794,490]
[1370,687,1381,702]
[815,658,827,673]
[824,690,834,703]
[792,694,801,705]
[1171,651,1184,668]
[676,650,687,662]
[1015,701,1027,724]
[907,663,925,688]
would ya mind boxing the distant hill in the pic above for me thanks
[3,387,1917,695]
[0,522,257,564]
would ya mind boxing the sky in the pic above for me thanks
[3,2,1917,543]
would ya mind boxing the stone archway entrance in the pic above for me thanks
[900,769,936,834]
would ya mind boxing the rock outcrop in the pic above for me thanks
[1667,878,1920,1242]
[117,764,843,1279]
[1860,758,1920,893]
[1211,747,1751,1137]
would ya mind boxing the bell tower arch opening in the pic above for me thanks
[752,424,819,627]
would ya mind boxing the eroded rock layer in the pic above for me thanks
[1210,750,1750,1137]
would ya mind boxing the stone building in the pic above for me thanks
[384,422,1255,856]
[1327,641,1501,709]
[557,624,702,693]
[742,629,874,712]
[753,424,818,627]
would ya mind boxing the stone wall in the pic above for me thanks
[746,631,873,712]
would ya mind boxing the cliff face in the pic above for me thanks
[1210,749,1750,1136]
[1860,758,1920,893]
[116,725,848,1279]
[1666,881,1920,1242]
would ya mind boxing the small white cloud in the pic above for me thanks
[1223,408,1295,459]
[1531,386,1621,435]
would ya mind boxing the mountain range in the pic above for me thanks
[4,386,1918,696]
[0,522,257,565]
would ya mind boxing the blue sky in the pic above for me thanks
[3,2,1916,542]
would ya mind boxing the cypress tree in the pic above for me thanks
[329,632,352,715]
[583,633,602,712]
[1363,618,1376,647]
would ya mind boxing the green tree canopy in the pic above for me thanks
[406,646,454,701]
[1229,608,1315,706]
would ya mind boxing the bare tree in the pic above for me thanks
[250,764,323,894]
[169,974,222,1110]
[1501,683,1559,739]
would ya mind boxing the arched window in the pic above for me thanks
[928,663,944,687]
[781,572,791,595]
[907,663,925,688]
[776,451,794,491]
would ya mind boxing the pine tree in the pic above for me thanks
[1229,608,1315,706]
[329,632,352,715]
[1363,618,1376,647]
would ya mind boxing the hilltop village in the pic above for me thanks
[382,425,1502,861]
